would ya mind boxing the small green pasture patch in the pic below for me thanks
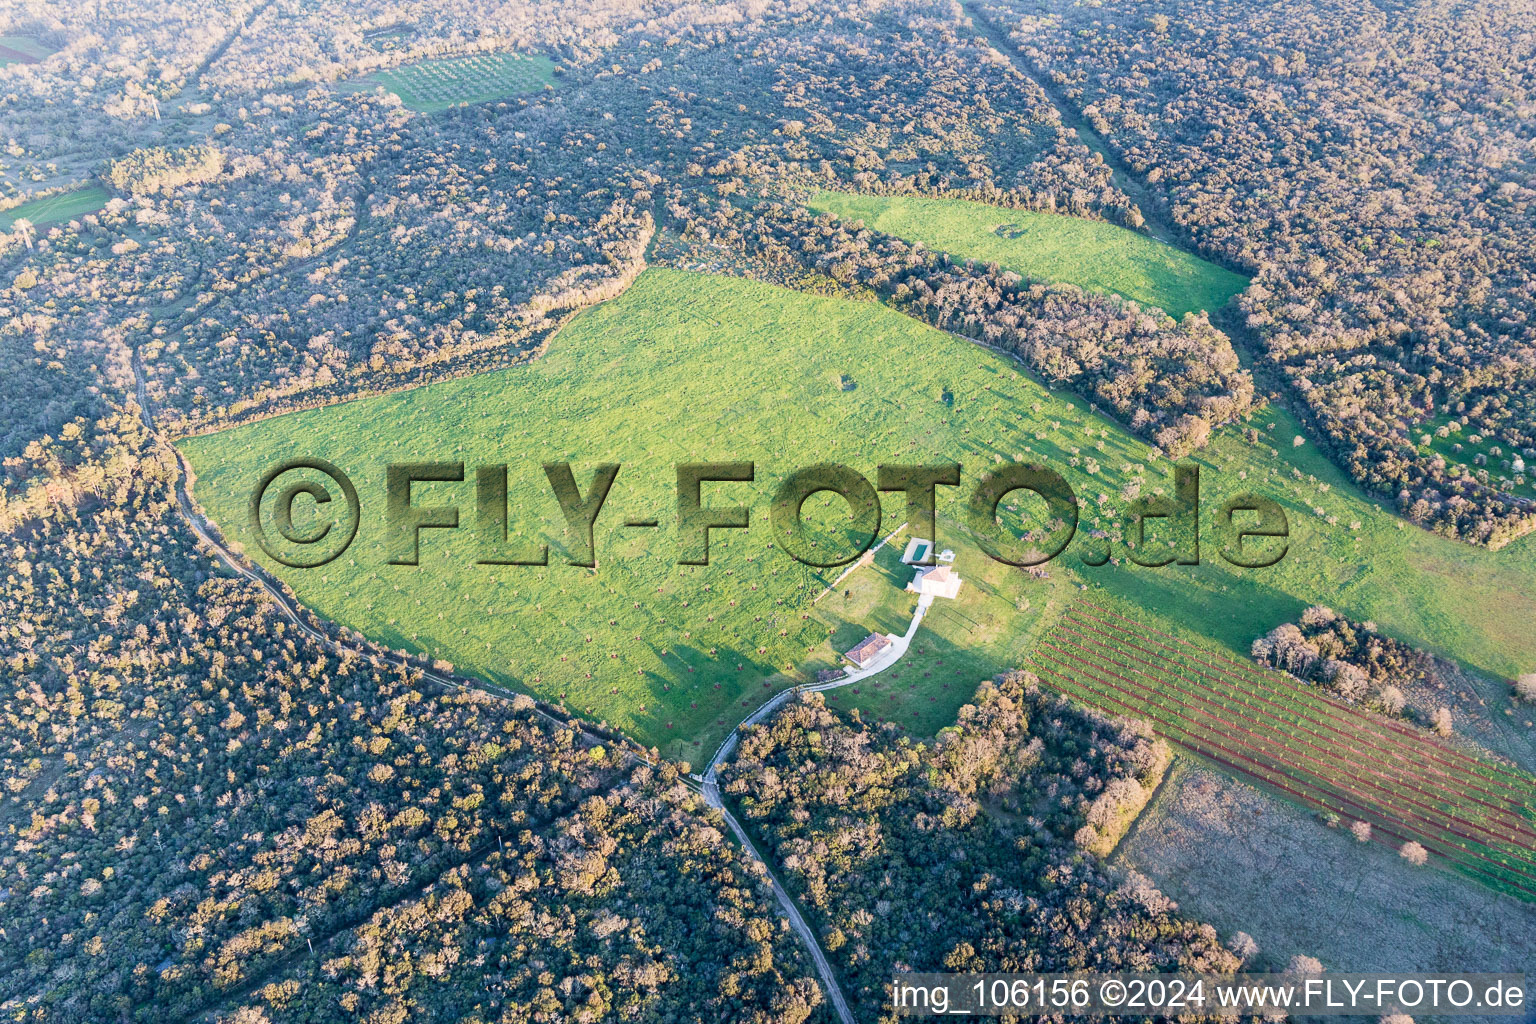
[1414,413,1532,499]
[807,190,1249,317]
[0,35,53,65]
[1,183,110,231]
[351,52,556,112]
[363,27,412,54]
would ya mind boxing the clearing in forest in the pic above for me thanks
[1,183,110,231]
[180,269,1072,757]
[1118,759,1536,973]
[807,190,1248,318]
[0,35,52,65]
[180,269,1536,761]
[346,52,556,113]
[1031,603,1536,899]
[1414,412,1533,501]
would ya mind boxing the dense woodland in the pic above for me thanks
[720,674,1245,1022]
[981,0,1536,546]
[670,197,1253,453]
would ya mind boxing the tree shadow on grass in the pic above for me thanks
[1083,560,1311,660]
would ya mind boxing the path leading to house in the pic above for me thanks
[703,794,858,1024]
[695,588,936,1024]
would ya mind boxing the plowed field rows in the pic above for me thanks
[1030,604,1536,899]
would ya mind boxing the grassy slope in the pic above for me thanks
[366,53,555,112]
[1,184,110,231]
[180,268,1536,760]
[807,190,1249,318]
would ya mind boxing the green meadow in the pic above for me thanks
[180,268,1536,759]
[351,53,556,113]
[812,516,1072,739]
[1415,412,1532,500]
[364,28,412,54]
[807,191,1249,317]
[0,34,53,66]
[1,183,110,231]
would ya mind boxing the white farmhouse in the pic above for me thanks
[907,564,962,600]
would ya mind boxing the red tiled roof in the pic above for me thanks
[845,633,891,665]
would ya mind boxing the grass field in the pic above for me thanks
[806,191,1249,317]
[1415,413,1533,500]
[363,28,412,53]
[0,35,52,66]
[352,53,556,113]
[1031,604,1536,899]
[1,184,110,232]
[180,268,1536,762]
[811,515,1072,738]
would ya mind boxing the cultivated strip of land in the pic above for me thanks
[1,183,110,231]
[343,52,555,113]
[1030,603,1536,900]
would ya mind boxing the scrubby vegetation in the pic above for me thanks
[979,0,1536,546]
[721,673,1242,1020]
[1252,606,1536,769]
[0,418,830,1024]
[103,144,225,196]
[1254,607,1437,717]
[1117,760,1536,982]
